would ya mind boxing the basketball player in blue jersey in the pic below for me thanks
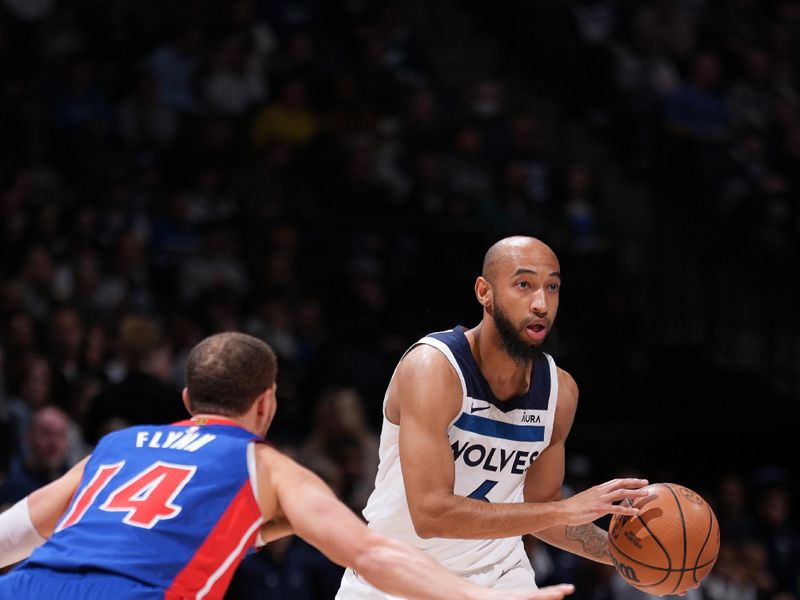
[336,236,653,599]
[0,332,576,600]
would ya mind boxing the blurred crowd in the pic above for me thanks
[475,0,800,396]
[0,0,797,598]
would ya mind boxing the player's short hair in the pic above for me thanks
[185,332,277,416]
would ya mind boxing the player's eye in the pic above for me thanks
[515,280,530,289]
[547,283,560,292]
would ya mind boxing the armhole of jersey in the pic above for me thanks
[381,335,468,430]
[543,353,559,448]
[247,441,265,548]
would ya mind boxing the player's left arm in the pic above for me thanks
[0,456,88,567]
[523,368,612,565]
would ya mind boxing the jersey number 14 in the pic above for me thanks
[57,461,197,531]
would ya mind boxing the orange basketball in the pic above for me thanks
[608,482,720,596]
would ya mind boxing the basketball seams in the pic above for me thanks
[608,535,672,589]
[608,535,718,572]
[626,486,673,570]
[691,503,717,584]
[663,484,688,595]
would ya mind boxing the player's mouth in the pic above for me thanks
[525,322,548,341]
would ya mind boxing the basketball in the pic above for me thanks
[608,482,720,596]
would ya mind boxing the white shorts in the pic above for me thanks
[334,542,537,599]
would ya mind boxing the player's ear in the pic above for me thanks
[475,276,492,308]
[256,384,278,434]
[263,383,277,404]
[181,388,192,415]
[257,384,277,414]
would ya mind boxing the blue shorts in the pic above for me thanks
[0,566,161,599]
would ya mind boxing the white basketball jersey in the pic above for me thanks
[362,326,560,574]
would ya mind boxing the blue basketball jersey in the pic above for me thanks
[18,418,264,599]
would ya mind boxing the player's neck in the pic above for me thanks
[189,413,266,437]
[189,413,246,428]
[466,324,531,400]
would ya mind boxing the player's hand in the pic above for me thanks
[677,582,700,596]
[498,583,575,599]
[558,478,650,525]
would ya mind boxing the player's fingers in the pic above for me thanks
[607,502,641,516]
[605,487,651,503]
[533,584,575,598]
[603,478,648,491]
[505,584,574,600]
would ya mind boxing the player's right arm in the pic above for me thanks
[0,457,88,567]
[394,346,647,539]
[256,444,575,600]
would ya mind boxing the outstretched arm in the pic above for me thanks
[396,347,648,540]
[257,445,574,600]
[0,457,88,567]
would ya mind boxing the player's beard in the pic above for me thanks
[493,301,549,364]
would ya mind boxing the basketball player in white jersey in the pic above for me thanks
[336,236,651,598]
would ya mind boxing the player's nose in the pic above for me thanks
[530,289,548,314]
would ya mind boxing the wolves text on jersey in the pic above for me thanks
[451,439,540,474]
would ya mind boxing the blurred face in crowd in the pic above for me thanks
[759,486,790,527]
[409,89,436,123]
[314,388,366,438]
[6,312,35,353]
[28,407,69,473]
[718,473,747,513]
[23,246,54,287]
[21,356,52,407]
[692,52,721,89]
[49,308,83,360]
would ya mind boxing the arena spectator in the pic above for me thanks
[85,314,181,444]
[0,406,71,506]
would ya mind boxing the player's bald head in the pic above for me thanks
[481,236,558,284]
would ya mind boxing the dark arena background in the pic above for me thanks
[0,1,798,598]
